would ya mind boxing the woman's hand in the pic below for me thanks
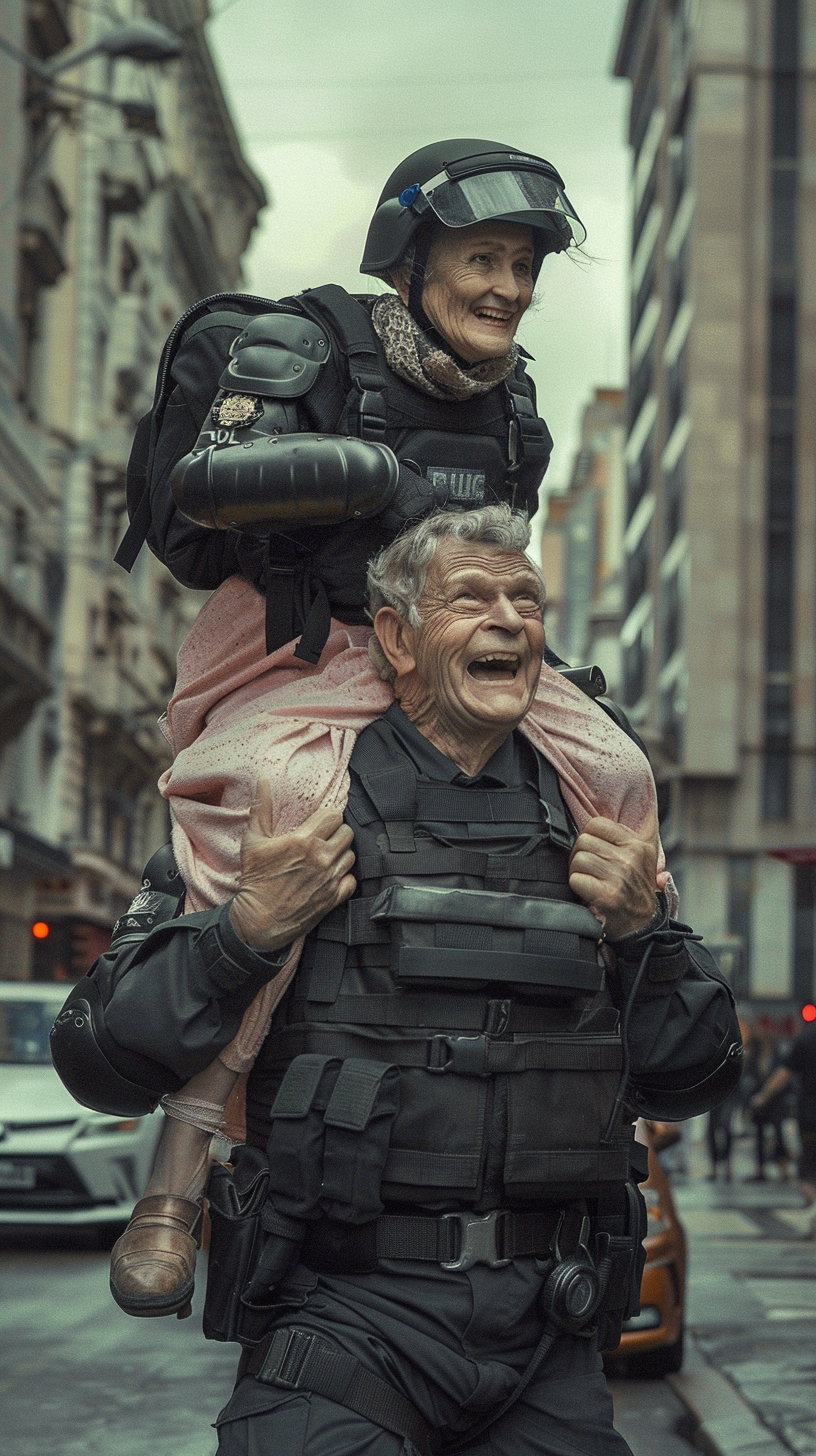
[229,781,356,952]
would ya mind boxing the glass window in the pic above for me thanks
[0,999,62,1065]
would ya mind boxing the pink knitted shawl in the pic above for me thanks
[159,577,671,1073]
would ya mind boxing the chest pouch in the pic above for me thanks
[370,885,604,999]
[320,1058,401,1224]
[265,1054,342,1221]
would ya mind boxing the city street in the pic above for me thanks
[2,1129,814,1456]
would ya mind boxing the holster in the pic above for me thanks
[593,1178,648,1353]
[203,1145,276,1346]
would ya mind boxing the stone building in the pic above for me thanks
[540,388,626,697]
[0,0,265,980]
[614,0,816,1006]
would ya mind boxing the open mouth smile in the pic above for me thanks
[467,653,521,682]
[474,308,513,325]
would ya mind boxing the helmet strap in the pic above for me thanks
[406,222,438,339]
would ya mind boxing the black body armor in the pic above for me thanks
[245,709,633,1210]
[116,286,553,661]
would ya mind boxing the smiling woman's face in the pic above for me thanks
[394,221,535,364]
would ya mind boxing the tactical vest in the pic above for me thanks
[244,287,554,652]
[116,286,554,661]
[299,286,553,520]
[246,716,634,1211]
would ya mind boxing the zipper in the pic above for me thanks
[155,292,304,409]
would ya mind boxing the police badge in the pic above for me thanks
[211,392,264,429]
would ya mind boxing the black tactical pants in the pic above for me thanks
[215,1259,633,1456]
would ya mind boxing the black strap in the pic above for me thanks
[264,1029,621,1075]
[357,846,570,884]
[302,1206,565,1272]
[284,993,573,1034]
[300,286,388,442]
[247,1327,433,1456]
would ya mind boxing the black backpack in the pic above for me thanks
[116,290,300,573]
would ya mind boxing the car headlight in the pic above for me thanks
[74,1117,141,1138]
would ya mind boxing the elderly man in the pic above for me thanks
[54,508,740,1456]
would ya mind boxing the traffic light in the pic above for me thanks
[802,1004,816,1024]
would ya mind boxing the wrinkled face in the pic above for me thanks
[408,539,545,737]
[397,221,535,364]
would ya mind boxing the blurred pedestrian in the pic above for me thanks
[752,1016,816,1219]
[743,1018,791,1182]
[706,1092,738,1180]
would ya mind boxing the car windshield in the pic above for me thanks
[0,998,62,1065]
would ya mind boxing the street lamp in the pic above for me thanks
[0,20,182,83]
[39,20,182,77]
[0,20,181,133]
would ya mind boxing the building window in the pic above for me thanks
[667,229,690,328]
[626,424,655,523]
[623,632,649,711]
[663,448,685,546]
[762,0,800,822]
[629,336,656,429]
[794,865,816,1004]
[624,522,652,618]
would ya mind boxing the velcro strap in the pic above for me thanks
[269,1054,335,1118]
[356,847,570,883]
[248,1327,432,1455]
[316,898,388,946]
[286,994,562,1033]
[416,785,542,824]
[396,947,603,995]
[371,885,601,939]
[265,1030,620,1074]
[323,1059,395,1131]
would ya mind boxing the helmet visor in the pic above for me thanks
[421,167,586,247]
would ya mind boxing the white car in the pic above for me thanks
[0,980,163,1227]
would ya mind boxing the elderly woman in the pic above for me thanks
[127,137,586,663]
[63,141,587,1319]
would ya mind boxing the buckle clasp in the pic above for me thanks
[440,1210,511,1272]
[258,1327,314,1389]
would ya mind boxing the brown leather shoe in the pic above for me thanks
[110,1194,203,1318]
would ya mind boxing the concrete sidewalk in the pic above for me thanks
[661,1130,816,1456]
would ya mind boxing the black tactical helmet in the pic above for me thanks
[361,138,586,280]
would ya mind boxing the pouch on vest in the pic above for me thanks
[320,1058,401,1223]
[203,1145,274,1346]
[370,884,604,1000]
[265,1054,342,1219]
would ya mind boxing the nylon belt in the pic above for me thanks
[246,1326,434,1455]
[301,1206,566,1272]
[262,1029,622,1074]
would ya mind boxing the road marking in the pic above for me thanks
[681,1209,762,1237]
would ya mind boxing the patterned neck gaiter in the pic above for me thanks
[371,294,518,403]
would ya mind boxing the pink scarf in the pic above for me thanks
[159,578,671,1073]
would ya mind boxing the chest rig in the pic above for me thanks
[299,285,553,518]
[247,718,634,1210]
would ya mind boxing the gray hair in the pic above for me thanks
[366,505,545,682]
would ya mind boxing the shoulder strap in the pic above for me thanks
[298,285,388,442]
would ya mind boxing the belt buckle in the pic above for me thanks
[440,1210,511,1272]
[427,1034,489,1076]
[258,1327,313,1389]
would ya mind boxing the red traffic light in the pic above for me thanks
[31,921,50,940]
[802,1004,816,1023]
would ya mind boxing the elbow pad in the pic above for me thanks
[629,1031,744,1121]
[170,432,400,531]
[50,977,182,1118]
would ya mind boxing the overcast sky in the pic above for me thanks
[206,0,632,494]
